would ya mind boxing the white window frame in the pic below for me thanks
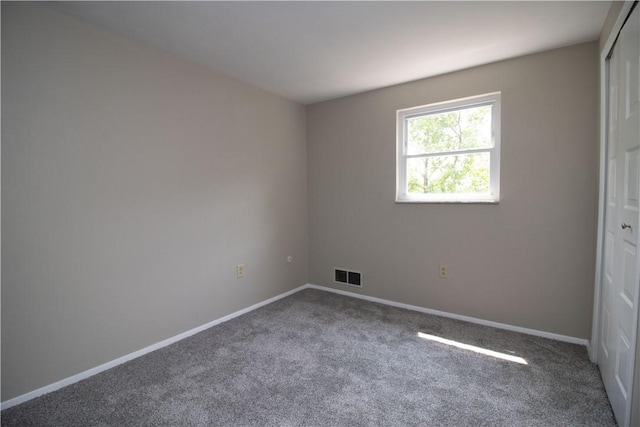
[396,92,501,203]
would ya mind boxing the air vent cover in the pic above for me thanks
[334,268,362,287]
[348,271,361,286]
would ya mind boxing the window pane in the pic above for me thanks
[406,105,492,155]
[407,152,490,194]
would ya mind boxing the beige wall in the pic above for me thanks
[599,0,624,53]
[2,3,308,400]
[307,42,599,339]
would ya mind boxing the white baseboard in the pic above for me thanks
[0,284,307,410]
[303,284,590,347]
[2,282,589,410]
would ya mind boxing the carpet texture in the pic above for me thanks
[2,289,616,426]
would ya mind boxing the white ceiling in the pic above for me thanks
[49,1,612,105]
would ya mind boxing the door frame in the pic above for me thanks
[592,2,639,425]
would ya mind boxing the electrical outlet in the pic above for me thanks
[439,265,448,279]
[236,264,245,279]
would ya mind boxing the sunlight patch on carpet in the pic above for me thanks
[417,332,528,365]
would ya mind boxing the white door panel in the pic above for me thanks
[599,5,640,426]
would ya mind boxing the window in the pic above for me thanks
[396,92,501,203]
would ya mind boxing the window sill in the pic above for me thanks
[395,198,500,205]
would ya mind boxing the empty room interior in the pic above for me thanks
[2,1,640,425]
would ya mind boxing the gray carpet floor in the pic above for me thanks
[2,288,616,426]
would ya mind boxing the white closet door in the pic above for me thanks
[599,5,640,426]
